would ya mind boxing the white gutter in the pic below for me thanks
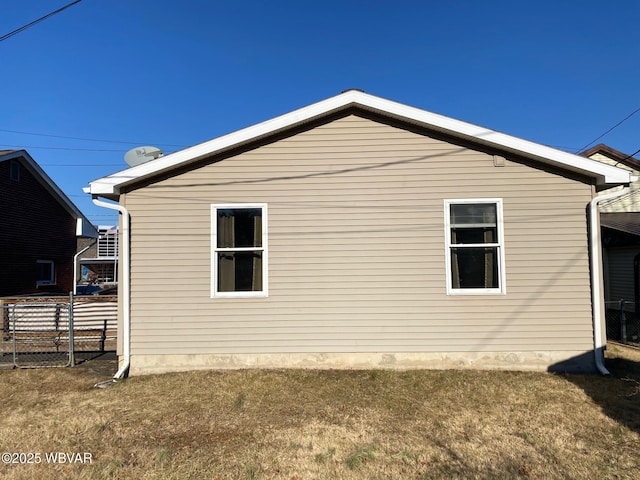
[92,196,131,381]
[590,187,630,375]
[73,240,97,295]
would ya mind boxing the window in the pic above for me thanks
[444,199,505,295]
[211,204,267,297]
[36,260,55,286]
[97,226,118,258]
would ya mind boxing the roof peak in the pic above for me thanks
[88,91,633,196]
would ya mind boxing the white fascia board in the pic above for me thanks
[76,217,99,238]
[88,172,142,195]
[88,90,631,195]
[88,93,365,195]
[353,92,631,184]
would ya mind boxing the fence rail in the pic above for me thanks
[605,300,640,346]
[1,295,117,368]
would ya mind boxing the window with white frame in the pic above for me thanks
[36,260,55,286]
[444,199,505,295]
[211,204,267,297]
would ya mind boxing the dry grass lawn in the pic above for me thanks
[1,345,639,479]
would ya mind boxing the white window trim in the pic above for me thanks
[444,198,506,295]
[211,203,268,298]
[36,260,55,286]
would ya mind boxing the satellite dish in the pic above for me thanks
[124,146,164,167]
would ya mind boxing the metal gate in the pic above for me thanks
[1,296,117,368]
[6,301,73,368]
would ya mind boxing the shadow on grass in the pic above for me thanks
[550,345,640,435]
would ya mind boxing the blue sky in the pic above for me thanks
[2,0,639,225]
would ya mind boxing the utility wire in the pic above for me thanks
[614,147,640,166]
[0,128,188,148]
[0,142,179,154]
[0,143,126,152]
[577,106,640,153]
[0,0,83,43]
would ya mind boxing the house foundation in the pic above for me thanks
[126,350,596,376]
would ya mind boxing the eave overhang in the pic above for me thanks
[87,90,633,196]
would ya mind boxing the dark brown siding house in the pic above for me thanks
[0,150,96,296]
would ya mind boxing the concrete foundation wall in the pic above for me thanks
[128,350,596,376]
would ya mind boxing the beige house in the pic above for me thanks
[581,144,640,319]
[87,90,632,376]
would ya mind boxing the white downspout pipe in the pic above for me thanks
[73,240,97,295]
[589,186,630,375]
[92,196,130,381]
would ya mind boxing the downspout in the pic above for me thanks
[73,240,97,295]
[589,186,629,375]
[92,196,130,381]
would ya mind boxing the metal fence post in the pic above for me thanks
[100,318,107,353]
[620,299,627,344]
[11,303,16,367]
[1,301,8,337]
[68,292,75,367]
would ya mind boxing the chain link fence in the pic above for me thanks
[4,301,72,367]
[1,296,117,368]
[605,300,640,346]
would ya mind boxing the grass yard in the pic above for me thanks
[1,345,639,479]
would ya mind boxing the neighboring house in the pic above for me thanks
[1,150,97,296]
[581,144,640,312]
[78,225,119,286]
[87,90,632,376]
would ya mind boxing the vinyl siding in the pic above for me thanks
[124,115,594,357]
[589,152,640,213]
[0,158,77,295]
[604,246,639,310]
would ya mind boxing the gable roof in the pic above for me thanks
[87,90,633,197]
[1,150,97,238]
[580,143,640,172]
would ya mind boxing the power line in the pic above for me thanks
[41,164,124,167]
[614,147,640,166]
[0,143,122,152]
[0,128,189,148]
[0,0,83,43]
[0,143,179,154]
[577,106,640,153]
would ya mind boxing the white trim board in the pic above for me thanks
[444,198,506,296]
[87,90,632,196]
[210,203,269,298]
